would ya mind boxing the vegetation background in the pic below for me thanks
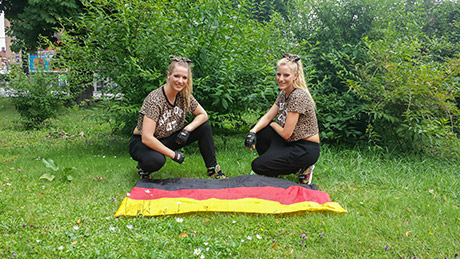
[0,0,459,257]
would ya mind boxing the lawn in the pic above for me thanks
[0,98,459,258]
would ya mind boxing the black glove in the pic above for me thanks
[245,132,257,149]
[172,151,185,164]
[175,129,190,145]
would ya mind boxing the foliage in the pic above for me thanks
[0,0,84,52]
[40,158,74,182]
[346,34,460,157]
[285,0,376,143]
[57,0,289,134]
[5,65,69,129]
[0,98,459,258]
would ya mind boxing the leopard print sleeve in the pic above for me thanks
[189,94,199,113]
[286,90,308,114]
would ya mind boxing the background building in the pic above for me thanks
[0,12,22,73]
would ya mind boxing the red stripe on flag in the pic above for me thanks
[128,186,332,205]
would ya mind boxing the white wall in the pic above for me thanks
[0,13,6,50]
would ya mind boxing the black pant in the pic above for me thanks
[129,121,217,173]
[251,125,320,177]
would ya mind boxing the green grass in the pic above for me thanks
[0,98,459,258]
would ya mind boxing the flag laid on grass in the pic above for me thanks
[114,175,346,217]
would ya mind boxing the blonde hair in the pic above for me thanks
[277,56,315,107]
[168,58,193,107]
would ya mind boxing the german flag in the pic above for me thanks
[114,175,346,217]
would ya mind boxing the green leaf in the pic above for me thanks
[42,158,59,171]
[40,173,56,181]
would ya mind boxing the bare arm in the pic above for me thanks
[183,104,208,132]
[245,104,279,151]
[141,115,176,159]
[250,104,279,133]
[270,111,299,140]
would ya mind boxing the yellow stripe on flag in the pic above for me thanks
[114,197,347,217]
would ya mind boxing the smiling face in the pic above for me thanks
[276,64,297,94]
[167,64,189,93]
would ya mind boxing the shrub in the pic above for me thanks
[57,0,290,134]
[6,65,68,129]
[346,35,460,156]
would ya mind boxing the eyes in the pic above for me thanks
[173,74,188,80]
[276,73,291,78]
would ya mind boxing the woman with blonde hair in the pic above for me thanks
[129,56,226,179]
[245,54,319,185]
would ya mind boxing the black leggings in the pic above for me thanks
[251,125,320,177]
[129,121,217,173]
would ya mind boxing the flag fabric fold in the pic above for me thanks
[115,175,346,217]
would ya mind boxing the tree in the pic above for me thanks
[0,0,84,52]
[57,0,290,134]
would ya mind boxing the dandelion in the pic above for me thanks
[256,234,262,239]
[109,227,116,231]
[193,248,201,255]
[73,225,79,230]
[127,224,133,229]
[176,218,184,223]
[58,245,64,250]
[247,236,252,240]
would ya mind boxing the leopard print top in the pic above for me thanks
[275,89,319,142]
[136,86,199,139]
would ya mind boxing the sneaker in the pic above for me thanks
[137,170,151,179]
[207,165,227,179]
[137,165,151,179]
[297,165,315,185]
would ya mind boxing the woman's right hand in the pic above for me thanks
[245,132,256,151]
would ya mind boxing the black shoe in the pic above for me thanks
[137,165,151,179]
[296,165,315,185]
[207,165,227,179]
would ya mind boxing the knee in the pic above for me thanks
[198,121,212,133]
[141,155,166,172]
[251,158,269,176]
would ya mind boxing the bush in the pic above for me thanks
[6,65,68,129]
[346,35,460,156]
[57,0,291,135]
